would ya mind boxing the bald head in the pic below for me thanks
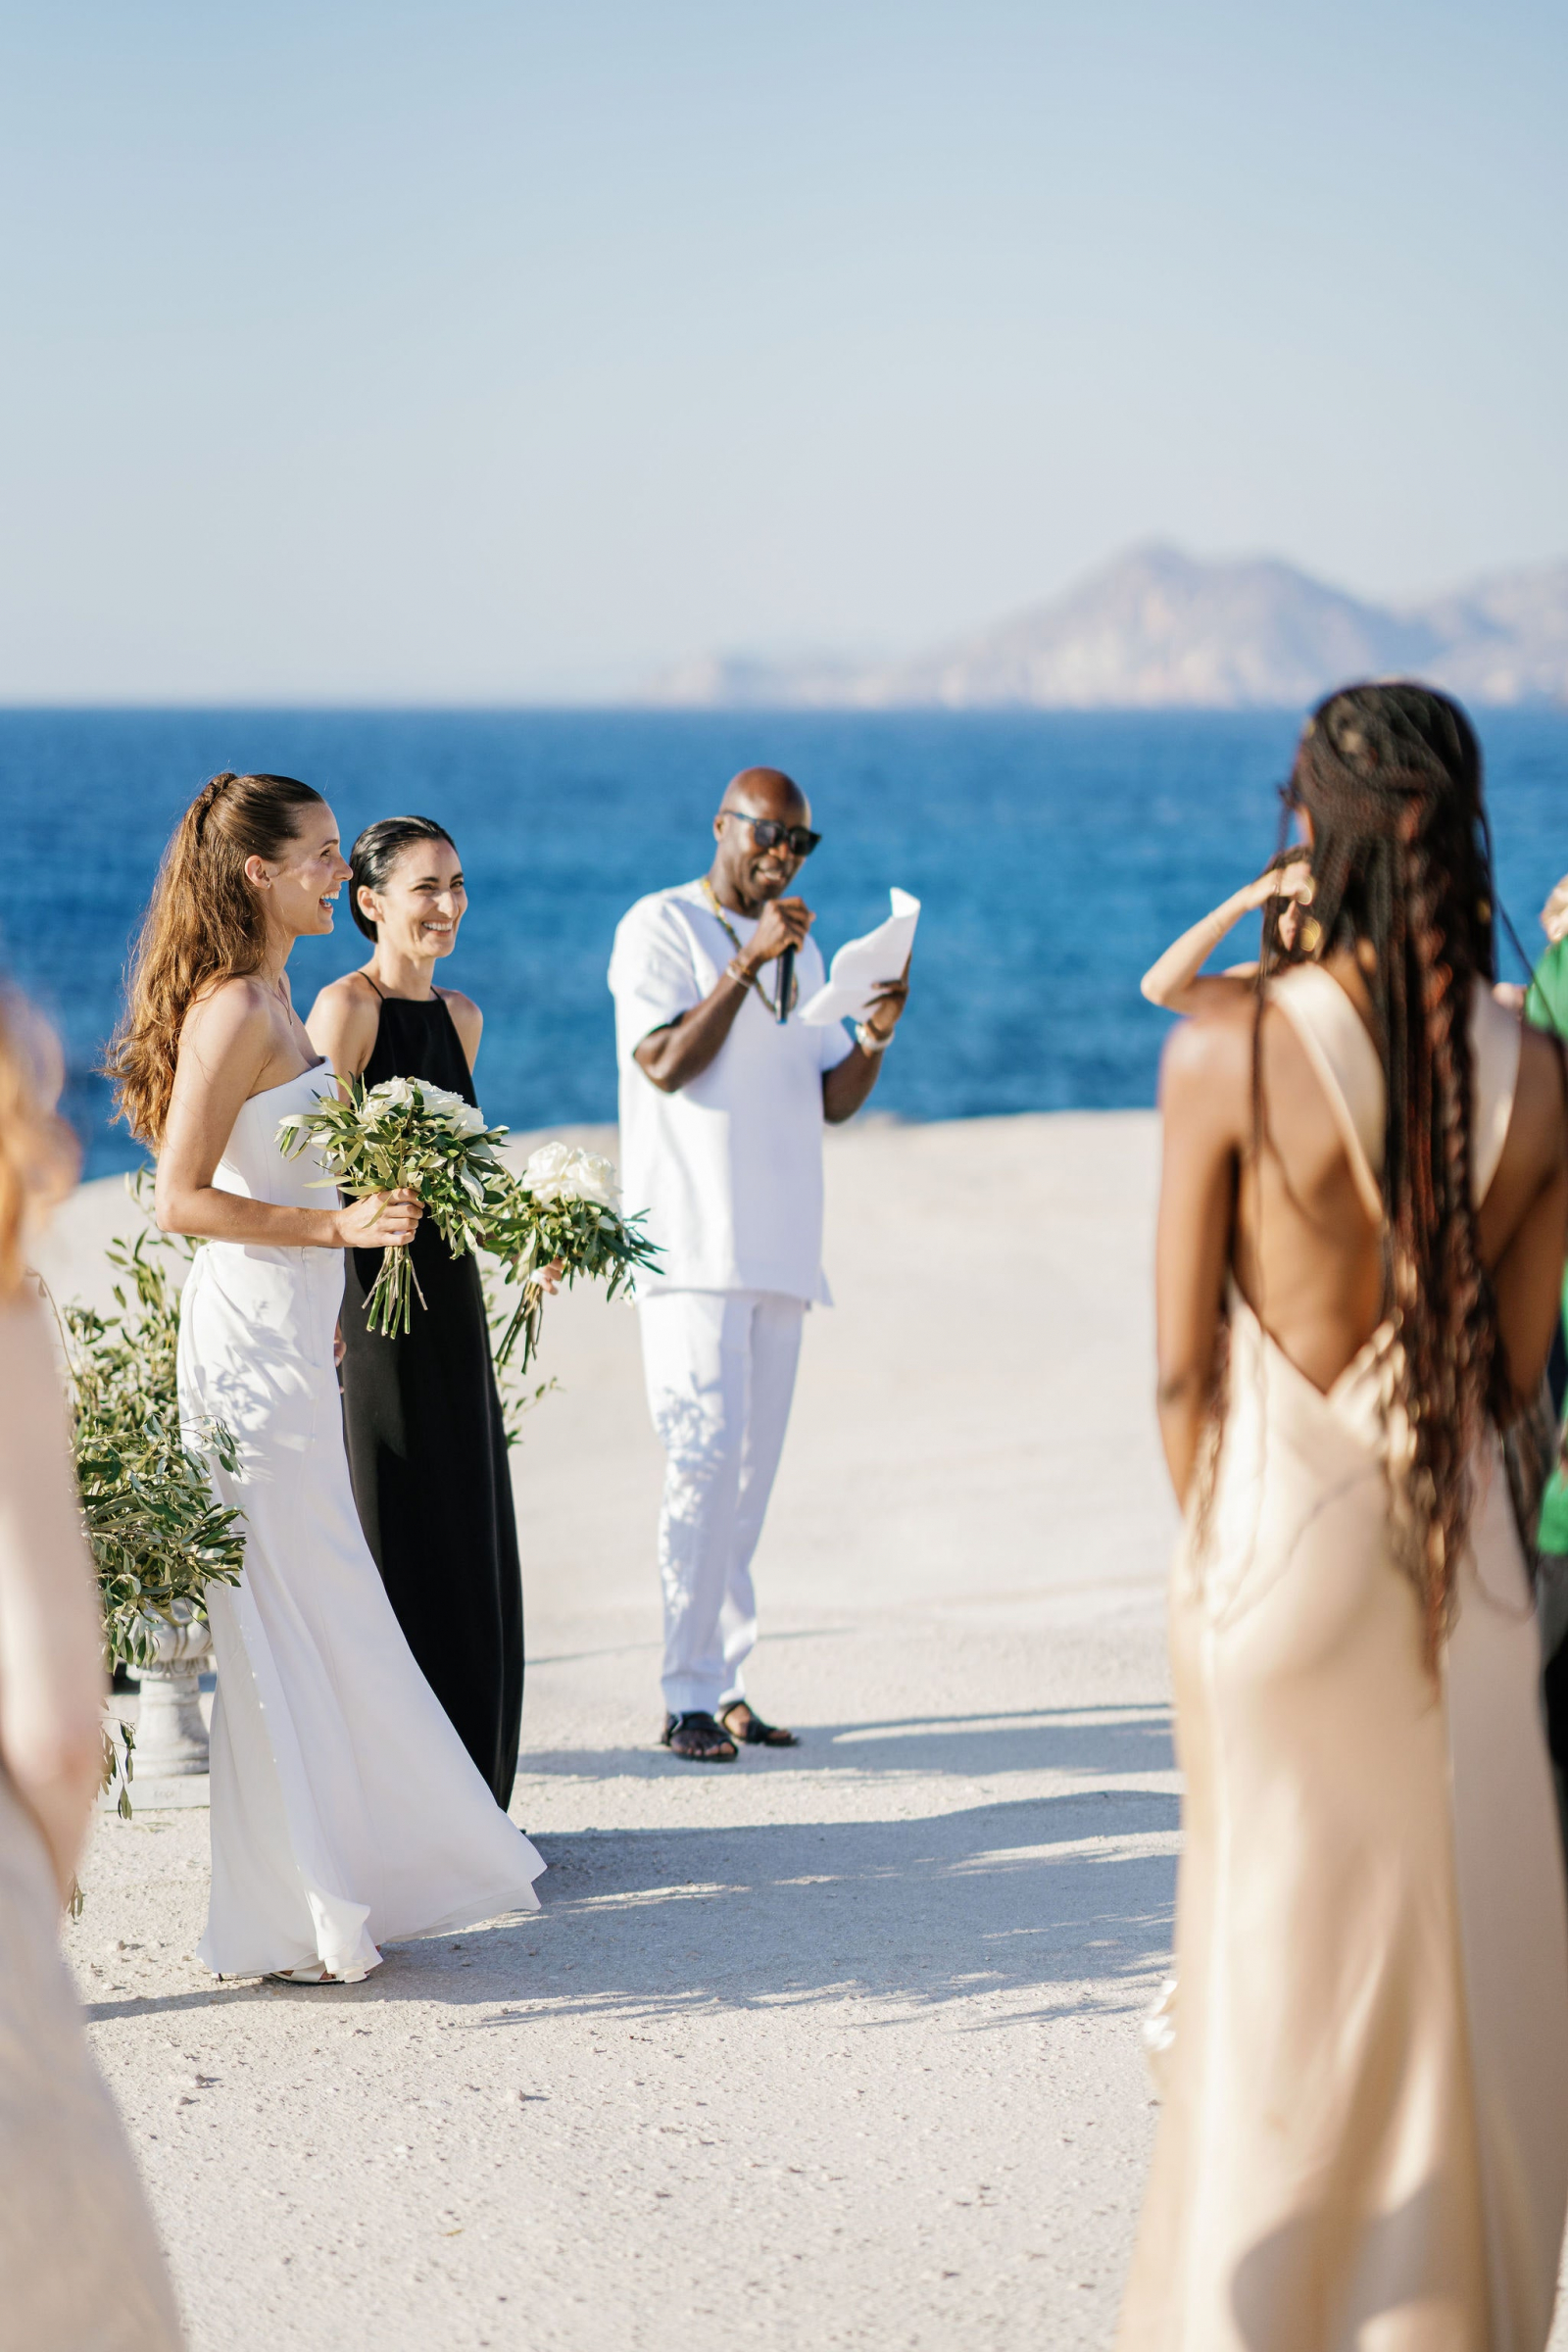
[719,766,809,823]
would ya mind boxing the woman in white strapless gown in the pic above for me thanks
[111,772,543,1984]
[179,1062,543,1980]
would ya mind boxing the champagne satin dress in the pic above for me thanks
[1119,966,1568,2352]
[0,1770,183,2347]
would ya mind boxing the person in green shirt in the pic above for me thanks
[1526,874,1568,1848]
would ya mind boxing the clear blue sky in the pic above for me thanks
[1,1,1563,700]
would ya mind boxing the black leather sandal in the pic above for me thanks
[718,1700,799,1748]
[662,1711,739,1762]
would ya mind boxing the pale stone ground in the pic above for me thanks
[41,1104,1538,2351]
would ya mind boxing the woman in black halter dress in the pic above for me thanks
[306,816,522,1808]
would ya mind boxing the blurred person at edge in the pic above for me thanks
[0,991,184,2348]
[608,768,910,1762]
[1521,871,1568,1853]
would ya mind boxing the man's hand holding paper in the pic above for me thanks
[799,888,920,1028]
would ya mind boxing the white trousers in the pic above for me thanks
[638,1289,806,1718]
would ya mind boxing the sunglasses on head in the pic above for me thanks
[720,810,821,858]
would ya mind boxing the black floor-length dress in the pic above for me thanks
[338,984,523,1808]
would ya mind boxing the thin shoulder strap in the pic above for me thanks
[1469,984,1523,1207]
[358,970,386,1001]
[1266,964,1387,1226]
[1269,965,1522,1217]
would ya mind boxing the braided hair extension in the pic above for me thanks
[1285,683,1499,1664]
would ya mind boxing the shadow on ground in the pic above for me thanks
[466,1788,1177,2032]
[518,1701,1176,1785]
[85,1781,1178,2034]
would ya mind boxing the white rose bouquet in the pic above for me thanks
[486,1141,662,1371]
[279,1076,514,1337]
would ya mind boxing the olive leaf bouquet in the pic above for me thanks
[278,1075,514,1337]
[485,1142,662,1373]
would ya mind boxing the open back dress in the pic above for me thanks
[1118,965,1568,2352]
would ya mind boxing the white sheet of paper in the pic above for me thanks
[799,888,921,1026]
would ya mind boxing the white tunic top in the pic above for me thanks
[608,880,855,1301]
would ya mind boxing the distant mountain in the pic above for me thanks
[635,544,1568,710]
[1418,564,1568,705]
[633,650,870,709]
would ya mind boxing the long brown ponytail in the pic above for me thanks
[107,771,325,1146]
[1288,683,1497,1661]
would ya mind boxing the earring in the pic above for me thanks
[1298,914,1323,956]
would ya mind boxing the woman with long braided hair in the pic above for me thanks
[1120,685,1568,2349]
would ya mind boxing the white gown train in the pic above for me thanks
[176,1066,543,1983]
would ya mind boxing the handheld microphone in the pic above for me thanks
[776,943,795,1024]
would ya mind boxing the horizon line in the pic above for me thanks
[0,698,1564,719]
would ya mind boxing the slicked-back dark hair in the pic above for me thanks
[350,815,457,941]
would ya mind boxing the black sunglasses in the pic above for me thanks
[719,811,821,858]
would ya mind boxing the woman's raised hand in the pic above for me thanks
[1142,855,1315,1011]
[336,1188,422,1249]
[1240,856,1314,915]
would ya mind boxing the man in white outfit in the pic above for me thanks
[608,767,910,1761]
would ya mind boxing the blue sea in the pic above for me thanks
[3,708,1566,1182]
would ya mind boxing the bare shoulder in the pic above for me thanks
[309,969,379,1019]
[1159,986,1254,1091]
[311,969,373,1006]
[1518,1018,1564,1091]
[436,987,483,1062]
[306,971,381,1060]
[1509,1022,1568,1168]
[181,973,275,1052]
[173,975,279,1099]
[434,986,481,1025]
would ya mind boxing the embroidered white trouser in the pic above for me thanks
[637,1289,806,1719]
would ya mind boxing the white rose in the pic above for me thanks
[569,1152,620,1208]
[365,1076,417,1111]
[415,1086,495,1140]
[521,1142,620,1209]
[416,1082,465,1119]
[519,1142,571,1202]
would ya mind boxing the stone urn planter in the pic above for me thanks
[132,1603,213,1780]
